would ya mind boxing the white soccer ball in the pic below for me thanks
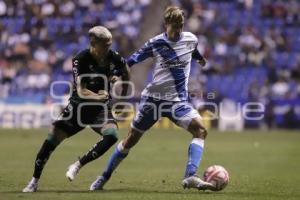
[203,165,229,191]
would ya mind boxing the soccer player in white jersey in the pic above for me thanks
[89,6,215,191]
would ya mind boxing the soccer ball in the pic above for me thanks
[203,165,229,191]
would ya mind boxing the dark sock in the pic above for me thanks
[79,135,118,166]
[33,140,58,179]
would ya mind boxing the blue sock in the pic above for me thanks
[184,138,204,178]
[102,142,129,180]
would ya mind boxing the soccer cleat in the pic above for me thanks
[182,175,215,191]
[66,161,81,181]
[22,181,38,193]
[89,176,107,191]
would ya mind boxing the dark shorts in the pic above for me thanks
[53,101,117,137]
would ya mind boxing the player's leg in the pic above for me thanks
[22,127,69,192]
[23,103,84,192]
[103,126,145,178]
[66,122,119,181]
[168,103,214,190]
[184,117,207,178]
[89,127,143,190]
[90,97,158,190]
[80,123,119,166]
[181,116,215,190]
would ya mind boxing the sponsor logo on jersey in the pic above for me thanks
[160,59,189,68]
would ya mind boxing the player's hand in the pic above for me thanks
[198,58,206,67]
[97,90,109,101]
[110,75,119,83]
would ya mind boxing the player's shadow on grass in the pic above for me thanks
[97,189,300,198]
[1,189,211,195]
[3,189,299,198]
[216,191,300,199]
[93,188,216,195]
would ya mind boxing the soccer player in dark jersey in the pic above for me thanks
[22,26,130,192]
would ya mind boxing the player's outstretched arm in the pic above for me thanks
[127,40,153,67]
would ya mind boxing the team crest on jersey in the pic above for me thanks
[110,63,115,70]
[89,65,94,71]
[186,42,195,50]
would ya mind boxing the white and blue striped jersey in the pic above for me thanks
[127,32,204,101]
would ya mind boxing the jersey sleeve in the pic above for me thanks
[72,56,88,86]
[127,40,153,67]
[111,51,127,76]
[190,34,204,61]
[192,46,205,61]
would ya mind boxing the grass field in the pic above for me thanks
[0,128,299,200]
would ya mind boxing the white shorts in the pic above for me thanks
[131,96,201,133]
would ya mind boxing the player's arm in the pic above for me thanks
[73,58,108,101]
[127,40,153,67]
[111,53,130,97]
[76,77,109,101]
[110,53,131,114]
[192,47,206,67]
[119,64,130,97]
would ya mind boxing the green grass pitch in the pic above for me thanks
[0,128,299,200]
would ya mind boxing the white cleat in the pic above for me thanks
[22,181,38,193]
[182,175,215,191]
[66,161,81,181]
[89,176,107,191]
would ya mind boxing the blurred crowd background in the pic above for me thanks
[0,0,299,129]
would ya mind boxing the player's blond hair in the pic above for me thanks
[164,6,184,25]
[88,26,112,41]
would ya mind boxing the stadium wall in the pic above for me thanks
[0,104,212,130]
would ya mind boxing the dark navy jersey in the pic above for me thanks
[70,49,126,103]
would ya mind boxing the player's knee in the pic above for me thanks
[46,133,61,146]
[102,128,119,144]
[123,128,143,149]
[200,127,208,139]
[104,134,118,144]
[193,127,208,139]
[189,121,208,139]
[48,127,68,146]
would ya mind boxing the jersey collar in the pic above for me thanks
[163,32,183,42]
